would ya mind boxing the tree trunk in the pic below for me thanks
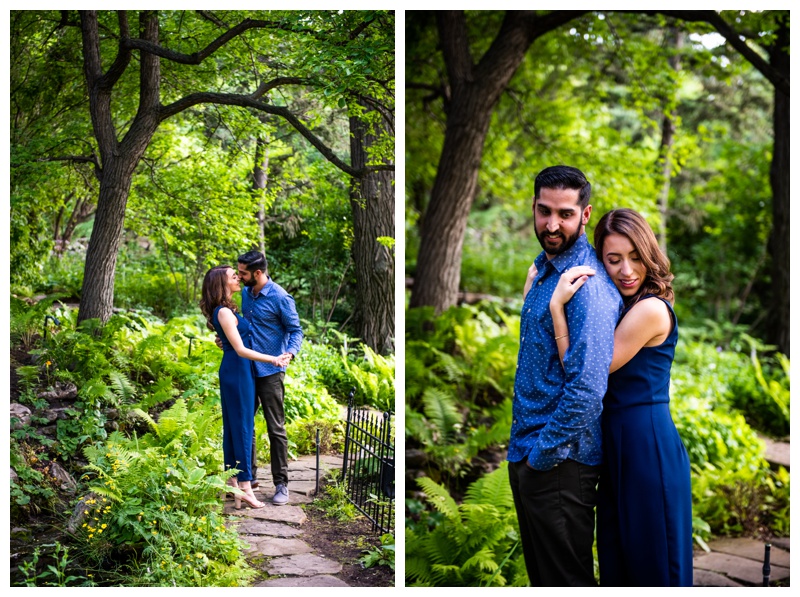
[409,11,538,313]
[767,14,789,357]
[77,10,160,323]
[78,158,137,322]
[349,101,395,354]
[656,28,682,255]
[408,91,494,312]
[253,135,269,254]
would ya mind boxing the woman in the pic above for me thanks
[199,266,290,509]
[535,208,693,586]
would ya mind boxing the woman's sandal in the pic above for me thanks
[235,488,265,509]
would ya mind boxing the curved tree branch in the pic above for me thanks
[121,18,298,65]
[160,92,393,177]
[634,10,789,96]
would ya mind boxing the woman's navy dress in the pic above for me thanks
[212,306,256,482]
[597,296,693,586]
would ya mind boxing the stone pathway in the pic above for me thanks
[222,453,351,587]
[694,537,790,586]
[694,437,790,587]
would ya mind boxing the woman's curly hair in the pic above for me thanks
[199,265,238,331]
[594,208,674,306]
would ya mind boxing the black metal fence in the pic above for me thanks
[341,394,395,534]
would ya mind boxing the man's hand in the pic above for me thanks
[214,335,223,350]
[275,353,292,368]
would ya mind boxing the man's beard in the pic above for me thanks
[242,275,257,287]
[535,226,581,257]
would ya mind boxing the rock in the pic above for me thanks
[10,403,32,429]
[48,462,77,493]
[66,492,98,533]
[228,519,303,538]
[11,467,18,481]
[36,382,78,402]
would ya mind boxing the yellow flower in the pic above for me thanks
[88,534,94,539]
[101,524,107,529]
[152,531,158,535]
[98,529,103,534]
[82,523,87,528]
[46,361,52,367]
[200,517,206,522]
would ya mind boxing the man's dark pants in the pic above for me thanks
[509,458,600,586]
[250,372,289,487]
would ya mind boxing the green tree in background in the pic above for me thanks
[406,10,788,356]
[10,10,394,352]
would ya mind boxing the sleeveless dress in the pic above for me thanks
[212,306,257,482]
[596,296,693,586]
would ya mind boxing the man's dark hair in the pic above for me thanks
[534,165,592,208]
[238,250,268,275]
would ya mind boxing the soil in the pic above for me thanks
[298,504,395,587]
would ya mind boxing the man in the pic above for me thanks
[236,250,303,506]
[508,165,622,586]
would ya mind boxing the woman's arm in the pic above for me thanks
[217,308,291,367]
[549,266,596,365]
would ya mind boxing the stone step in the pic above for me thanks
[267,553,343,577]
[255,574,350,587]
[244,536,313,557]
[694,551,789,585]
[224,501,307,524]
[761,436,790,469]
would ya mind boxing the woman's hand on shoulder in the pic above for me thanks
[550,266,595,309]
[523,262,538,300]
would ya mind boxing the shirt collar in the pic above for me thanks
[247,276,273,299]
[534,233,592,274]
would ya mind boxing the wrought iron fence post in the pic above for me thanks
[762,543,771,586]
[341,388,356,482]
[315,428,320,496]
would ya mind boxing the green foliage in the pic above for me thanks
[286,416,344,456]
[343,345,396,412]
[76,400,255,587]
[359,533,395,571]
[16,541,87,587]
[405,305,517,485]
[314,473,359,522]
[10,440,57,514]
[405,463,527,587]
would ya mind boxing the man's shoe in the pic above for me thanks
[272,483,289,506]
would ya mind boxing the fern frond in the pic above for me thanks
[108,370,136,402]
[464,461,514,509]
[415,476,459,519]
[421,387,461,441]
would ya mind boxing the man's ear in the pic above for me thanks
[582,204,592,226]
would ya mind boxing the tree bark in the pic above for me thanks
[409,11,545,313]
[656,29,682,255]
[349,100,395,354]
[78,10,160,323]
[253,135,269,254]
[767,14,789,357]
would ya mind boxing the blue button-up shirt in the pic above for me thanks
[508,233,622,470]
[241,277,304,378]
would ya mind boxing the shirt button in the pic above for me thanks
[537,281,542,286]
